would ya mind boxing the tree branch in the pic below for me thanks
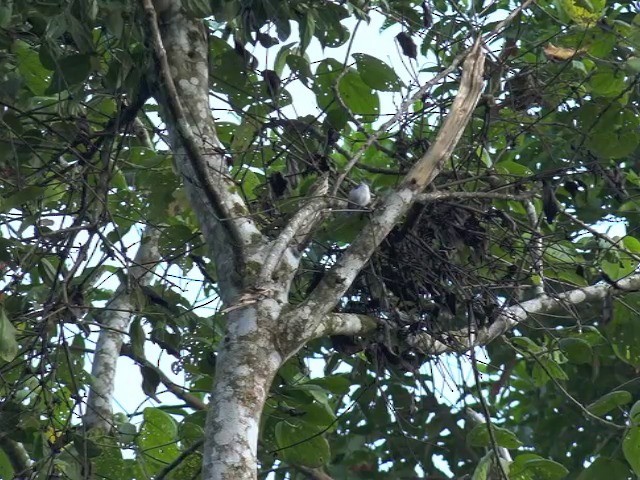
[282,40,486,351]
[311,313,378,338]
[408,274,640,354]
[316,274,640,357]
[259,176,331,283]
[418,191,534,202]
[84,226,161,431]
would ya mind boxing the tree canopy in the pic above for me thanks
[1,0,640,479]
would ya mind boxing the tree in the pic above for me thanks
[1,0,640,478]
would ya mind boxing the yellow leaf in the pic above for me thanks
[561,0,604,26]
[543,43,587,62]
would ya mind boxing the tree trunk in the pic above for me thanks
[202,308,283,480]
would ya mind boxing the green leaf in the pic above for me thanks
[495,160,533,176]
[72,432,103,458]
[298,11,315,54]
[511,337,543,354]
[0,308,18,362]
[286,54,313,85]
[622,425,640,475]
[608,295,640,368]
[471,451,492,480]
[274,42,295,75]
[129,318,146,359]
[15,40,50,95]
[472,451,509,480]
[352,53,403,92]
[0,448,13,480]
[137,408,180,474]
[275,421,330,468]
[623,236,640,253]
[0,3,12,28]
[313,58,379,123]
[630,401,640,426]
[558,338,592,364]
[532,356,568,387]
[0,186,45,212]
[510,454,569,479]
[337,70,379,122]
[586,390,632,416]
[92,434,127,479]
[588,69,626,97]
[626,57,640,73]
[467,423,523,449]
[577,457,633,480]
[561,0,605,25]
[45,54,92,94]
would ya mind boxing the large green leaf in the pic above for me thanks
[622,426,640,475]
[136,408,180,474]
[45,54,92,94]
[577,457,632,480]
[586,391,632,416]
[352,53,403,92]
[275,421,330,468]
[0,308,18,362]
[510,454,569,479]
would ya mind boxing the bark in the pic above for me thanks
[142,0,263,304]
[84,226,160,431]
[202,307,283,478]
[141,4,281,478]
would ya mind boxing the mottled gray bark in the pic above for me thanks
[84,226,161,431]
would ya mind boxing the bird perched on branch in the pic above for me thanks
[348,183,372,209]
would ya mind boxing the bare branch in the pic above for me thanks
[311,313,378,339]
[259,175,331,282]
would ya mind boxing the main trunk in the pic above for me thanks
[202,308,283,479]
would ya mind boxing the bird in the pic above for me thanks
[348,183,371,209]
